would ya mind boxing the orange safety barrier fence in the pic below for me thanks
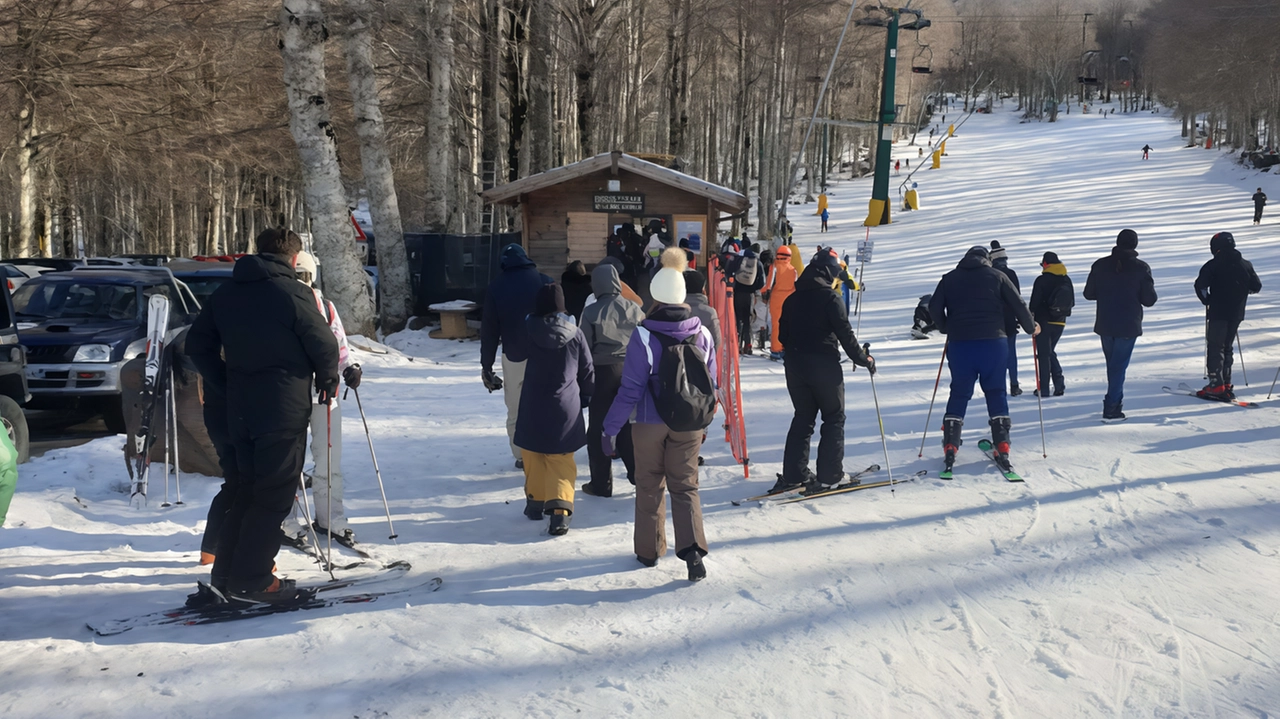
[706,254,750,478]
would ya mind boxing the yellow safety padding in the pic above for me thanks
[940,140,947,156]
[932,150,942,169]
[864,198,890,227]
[948,124,955,137]
[816,193,828,214]
[903,189,919,210]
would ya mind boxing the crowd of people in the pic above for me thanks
[176,220,1261,602]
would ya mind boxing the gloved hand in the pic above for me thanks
[602,434,618,458]
[342,363,363,389]
[762,290,771,302]
[863,355,877,376]
[482,366,503,392]
[316,376,340,405]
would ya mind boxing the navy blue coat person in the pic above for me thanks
[514,291,595,456]
[480,244,553,372]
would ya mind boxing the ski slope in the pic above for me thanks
[2,104,1278,718]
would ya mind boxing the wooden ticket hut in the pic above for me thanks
[481,151,749,271]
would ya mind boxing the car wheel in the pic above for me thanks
[0,395,31,464]
[102,398,128,435]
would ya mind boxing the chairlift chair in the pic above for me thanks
[911,44,933,74]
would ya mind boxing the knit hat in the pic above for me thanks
[683,270,706,295]
[966,245,989,259]
[1210,231,1235,253]
[533,283,565,317]
[650,247,689,305]
[1116,229,1139,249]
[988,241,1007,262]
[1041,251,1061,265]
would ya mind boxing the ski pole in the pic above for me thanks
[326,399,334,567]
[1235,332,1248,386]
[294,473,336,578]
[863,343,895,492]
[161,380,171,508]
[918,339,948,457]
[352,387,398,542]
[1268,365,1280,399]
[170,368,183,505]
[1032,331,1047,458]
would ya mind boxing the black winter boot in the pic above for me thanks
[524,498,545,521]
[989,416,1012,469]
[548,510,570,536]
[942,415,963,467]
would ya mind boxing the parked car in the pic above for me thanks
[167,258,234,307]
[114,254,173,267]
[0,263,36,292]
[5,258,85,274]
[13,268,198,433]
[0,283,29,463]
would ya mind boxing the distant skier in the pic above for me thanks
[481,244,553,470]
[820,207,830,233]
[988,241,1023,396]
[928,246,1037,474]
[1082,229,1158,421]
[894,159,901,175]
[1252,188,1267,225]
[1142,144,1152,160]
[1194,232,1261,401]
[1028,252,1074,397]
[772,248,875,494]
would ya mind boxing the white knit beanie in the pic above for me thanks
[650,247,689,305]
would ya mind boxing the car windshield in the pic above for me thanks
[178,277,229,306]
[12,281,139,321]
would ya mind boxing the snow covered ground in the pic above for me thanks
[3,104,1278,718]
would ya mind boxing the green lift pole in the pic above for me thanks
[866,10,900,227]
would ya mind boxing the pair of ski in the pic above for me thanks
[1162,383,1260,408]
[940,439,1023,482]
[280,529,369,571]
[89,561,441,635]
[732,464,925,506]
[129,294,173,507]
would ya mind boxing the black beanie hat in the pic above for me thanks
[1210,231,1235,253]
[1041,251,1061,265]
[1116,229,1139,249]
[683,270,707,295]
[534,283,565,317]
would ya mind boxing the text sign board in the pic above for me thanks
[592,193,645,213]
[856,239,874,263]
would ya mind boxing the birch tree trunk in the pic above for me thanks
[341,0,412,334]
[424,0,455,232]
[526,0,552,173]
[280,0,375,335]
[17,103,37,258]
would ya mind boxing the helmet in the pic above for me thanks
[1210,231,1235,253]
[295,251,318,285]
[775,245,792,258]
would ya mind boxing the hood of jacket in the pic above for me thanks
[501,244,536,271]
[591,263,622,297]
[957,250,992,270]
[643,304,702,340]
[234,254,295,284]
[527,312,577,350]
[1042,263,1068,276]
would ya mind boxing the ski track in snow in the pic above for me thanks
[2,103,1280,717]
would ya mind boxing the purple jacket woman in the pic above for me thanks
[602,306,716,436]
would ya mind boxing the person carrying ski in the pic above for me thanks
[580,263,645,498]
[515,283,594,536]
[480,244,553,470]
[603,248,715,581]
[1252,188,1267,225]
[1082,229,1158,421]
[1141,144,1152,160]
[725,243,764,355]
[1028,252,1074,397]
[764,244,799,360]
[988,241,1023,396]
[1194,231,1261,400]
[186,228,339,603]
[772,248,875,494]
[928,245,1037,473]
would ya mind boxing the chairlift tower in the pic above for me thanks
[857,5,929,227]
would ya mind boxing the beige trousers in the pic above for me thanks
[630,423,708,561]
[501,355,527,461]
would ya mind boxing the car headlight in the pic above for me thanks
[73,344,114,363]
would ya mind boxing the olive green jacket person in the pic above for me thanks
[0,430,18,525]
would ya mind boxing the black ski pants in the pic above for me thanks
[199,393,239,555]
[586,362,635,493]
[733,289,753,352]
[1034,323,1065,392]
[783,352,846,485]
[213,417,308,593]
[1254,204,1264,223]
[1206,317,1242,385]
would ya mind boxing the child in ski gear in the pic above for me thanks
[764,245,799,359]
[1082,229,1158,421]
[928,245,1037,472]
[774,248,875,493]
[515,283,594,535]
[1194,232,1261,400]
[988,241,1023,396]
[1252,188,1267,225]
[1028,252,1073,397]
[186,228,340,603]
[581,263,645,497]
[911,294,937,339]
[480,244,553,468]
[820,208,830,232]
[603,248,714,581]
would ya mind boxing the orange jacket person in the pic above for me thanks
[765,245,799,359]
